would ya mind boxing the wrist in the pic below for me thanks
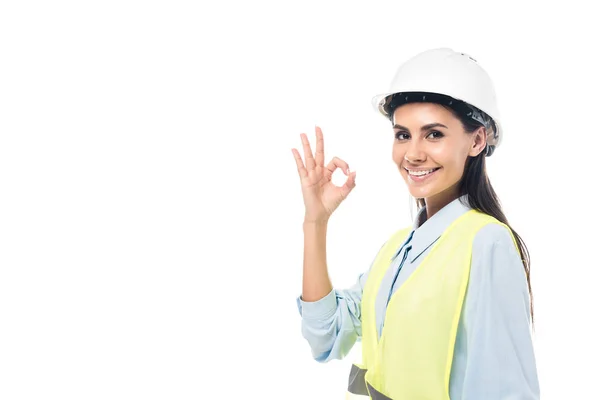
[303,218,329,227]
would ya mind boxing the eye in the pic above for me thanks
[426,130,444,139]
[394,131,410,141]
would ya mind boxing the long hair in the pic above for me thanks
[413,105,534,326]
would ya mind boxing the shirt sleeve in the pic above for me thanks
[459,223,540,399]
[296,243,384,363]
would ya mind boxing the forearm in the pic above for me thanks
[297,233,375,363]
[297,283,364,363]
[301,220,333,302]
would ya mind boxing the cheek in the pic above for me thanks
[392,146,404,164]
[428,142,468,166]
[433,150,468,180]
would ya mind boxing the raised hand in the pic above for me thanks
[291,126,357,223]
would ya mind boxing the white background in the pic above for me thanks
[1,1,599,399]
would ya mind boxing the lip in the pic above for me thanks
[404,167,441,183]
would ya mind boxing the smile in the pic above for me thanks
[405,167,441,182]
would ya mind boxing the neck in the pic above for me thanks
[423,184,460,220]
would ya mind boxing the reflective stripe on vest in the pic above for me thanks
[346,364,393,400]
[346,372,392,400]
[347,364,369,396]
[345,210,518,399]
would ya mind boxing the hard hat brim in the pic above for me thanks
[371,91,503,152]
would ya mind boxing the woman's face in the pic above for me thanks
[391,102,486,205]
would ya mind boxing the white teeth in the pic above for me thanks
[408,168,436,176]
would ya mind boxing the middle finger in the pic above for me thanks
[301,133,316,170]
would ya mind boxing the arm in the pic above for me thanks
[301,221,332,302]
[291,125,364,363]
[296,271,368,362]
[297,238,384,363]
[459,224,540,399]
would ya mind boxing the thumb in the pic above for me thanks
[339,170,356,199]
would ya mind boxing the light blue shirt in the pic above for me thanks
[297,196,540,400]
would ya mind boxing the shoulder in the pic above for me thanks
[473,222,518,252]
[456,211,520,257]
[470,221,527,288]
[466,220,532,323]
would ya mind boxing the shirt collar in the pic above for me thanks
[393,195,472,262]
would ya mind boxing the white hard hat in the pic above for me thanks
[372,48,502,156]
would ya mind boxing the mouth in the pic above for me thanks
[404,167,441,182]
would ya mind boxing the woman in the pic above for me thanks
[291,48,540,399]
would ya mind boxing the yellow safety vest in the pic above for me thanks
[346,210,518,399]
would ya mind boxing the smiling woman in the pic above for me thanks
[292,48,539,399]
[391,102,487,215]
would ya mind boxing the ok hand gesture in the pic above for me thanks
[292,126,357,224]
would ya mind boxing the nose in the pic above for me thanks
[404,138,426,164]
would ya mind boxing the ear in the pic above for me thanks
[468,126,487,157]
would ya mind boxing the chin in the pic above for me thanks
[404,179,447,199]
[408,187,437,200]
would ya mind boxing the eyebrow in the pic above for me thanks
[393,123,448,131]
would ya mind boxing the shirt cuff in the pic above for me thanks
[296,289,338,320]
